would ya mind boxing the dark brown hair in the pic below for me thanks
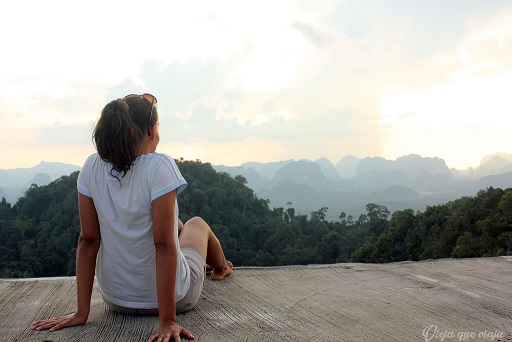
[93,96,158,177]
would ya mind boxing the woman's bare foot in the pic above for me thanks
[211,260,233,280]
[206,264,213,275]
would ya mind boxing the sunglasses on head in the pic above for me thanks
[124,93,157,135]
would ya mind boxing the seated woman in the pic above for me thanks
[32,93,233,342]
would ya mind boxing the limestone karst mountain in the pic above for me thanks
[214,153,512,220]
[0,161,81,204]
[2,153,512,220]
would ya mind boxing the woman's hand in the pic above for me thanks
[31,312,88,332]
[148,321,194,342]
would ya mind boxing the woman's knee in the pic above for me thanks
[185,216,208,229]
[183,217,212,237]
[180,217,210,258]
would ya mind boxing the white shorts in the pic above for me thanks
[103,246,206,315]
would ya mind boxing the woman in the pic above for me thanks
[32,93,233,342]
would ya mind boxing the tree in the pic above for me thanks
[451,232,480,258]
[366,203,390,235]
[357,214,368,225]
[317,231,343,263]
[234,175,248,185]
[3,161,512,277]
[366,203,390,221]
[284,207,295,222]
[311,207,328,221]
[0,197,13,219]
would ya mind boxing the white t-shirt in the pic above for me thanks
[77,152,190,309]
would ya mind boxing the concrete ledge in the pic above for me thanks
[2,257,512,341]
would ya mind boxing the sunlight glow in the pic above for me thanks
[379,69,512,169]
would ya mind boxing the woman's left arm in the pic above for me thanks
[32,193,100,332]
[148,190,194,342]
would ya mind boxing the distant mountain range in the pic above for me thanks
[1,153,512,221]
[0,161,81,205]
[213,153,512,221]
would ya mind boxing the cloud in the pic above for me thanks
[37,122,94,145]
[4,0,512,170]
[75,2,512,170]
[329,3,371,39]
[105,78,143,101]
[291,21,332,47]
[454,26,512,76]
[143,57,229,112]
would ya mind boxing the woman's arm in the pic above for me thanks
[75,193,101,319]
[32,193,100,331]
[148,190,194,342]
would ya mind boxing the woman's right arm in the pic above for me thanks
[32,193,100,332]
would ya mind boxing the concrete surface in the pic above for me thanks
[1,257,511,341]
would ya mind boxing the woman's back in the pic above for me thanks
[77,152,189,309]
[32,94,232,341]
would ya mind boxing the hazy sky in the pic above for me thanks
[1,0,511,170]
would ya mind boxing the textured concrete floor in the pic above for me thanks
[2,257,512,341]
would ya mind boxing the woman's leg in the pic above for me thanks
[178,217,233,280]
[178,219,184,235]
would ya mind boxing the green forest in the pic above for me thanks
[0,160,511,278]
